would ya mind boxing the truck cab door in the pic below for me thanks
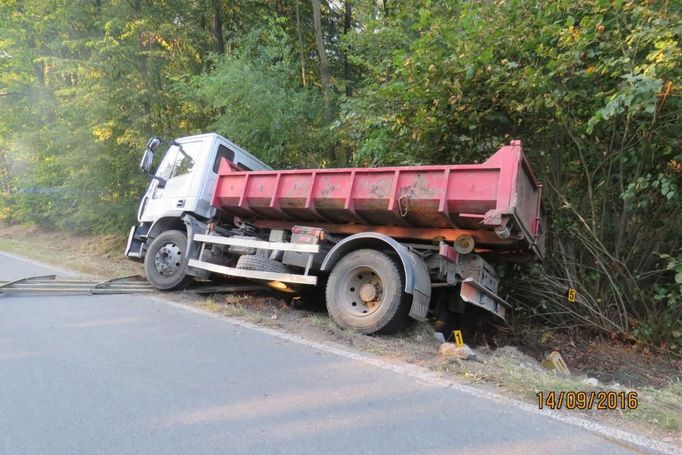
[140,139,204,223]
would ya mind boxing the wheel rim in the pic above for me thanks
[153,242,183,276]
[337,265,385,317]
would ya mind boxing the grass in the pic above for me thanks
[0,227,135,278]
[304,313,332,328]
[201,295,246,317]
[434,345,682,433]
[632,380,682,432]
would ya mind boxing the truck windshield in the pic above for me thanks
[157,140,203,181]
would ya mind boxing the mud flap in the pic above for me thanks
[406,251,431,322]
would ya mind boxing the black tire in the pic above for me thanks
[325,249,410,335]
[144,230,193,291]
[236,254,291,274]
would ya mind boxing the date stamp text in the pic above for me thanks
[537,391,639,410]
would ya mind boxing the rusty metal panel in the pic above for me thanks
[213,140,544,260]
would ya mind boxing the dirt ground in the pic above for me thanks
[1,223,680,444]
[0,223,143,278]
[508,326,682,389]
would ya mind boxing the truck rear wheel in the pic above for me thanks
[325,249,410,335]
[144,230,193,291]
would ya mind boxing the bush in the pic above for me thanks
[342,0,682,347]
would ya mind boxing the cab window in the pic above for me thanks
[158,140,202,181]
[213,145,235,173]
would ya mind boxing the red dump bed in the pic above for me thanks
[213,140,544,259]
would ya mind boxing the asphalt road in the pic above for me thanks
[0,252,666,455]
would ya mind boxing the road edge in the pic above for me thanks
[4,249,680,455]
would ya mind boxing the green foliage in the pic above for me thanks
[180,26,333,168]
[342,0,682,348]
[0,0,679,347]
[630,253,682,351]
[0,0,211,232]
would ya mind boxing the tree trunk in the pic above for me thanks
[133,0,151,117]
[295,0,307,86]
[212,0,225,54]
[343,0,352,97]
[311,0,334,162]
[343,0,353,164]
[311,0,331,108]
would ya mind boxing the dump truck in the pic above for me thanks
[126,133,544,334]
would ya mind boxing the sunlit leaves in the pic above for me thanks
[180,27,332,169]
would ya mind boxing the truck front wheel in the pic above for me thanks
[144,230,193,291]
[325,249,410,335]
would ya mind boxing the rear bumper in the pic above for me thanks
[459,278,511,321]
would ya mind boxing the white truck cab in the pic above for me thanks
[125,133,271,260]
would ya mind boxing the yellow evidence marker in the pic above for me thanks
[452,330,464,347]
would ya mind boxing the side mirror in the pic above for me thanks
[146,136,162,152]
[139,149,154,173]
